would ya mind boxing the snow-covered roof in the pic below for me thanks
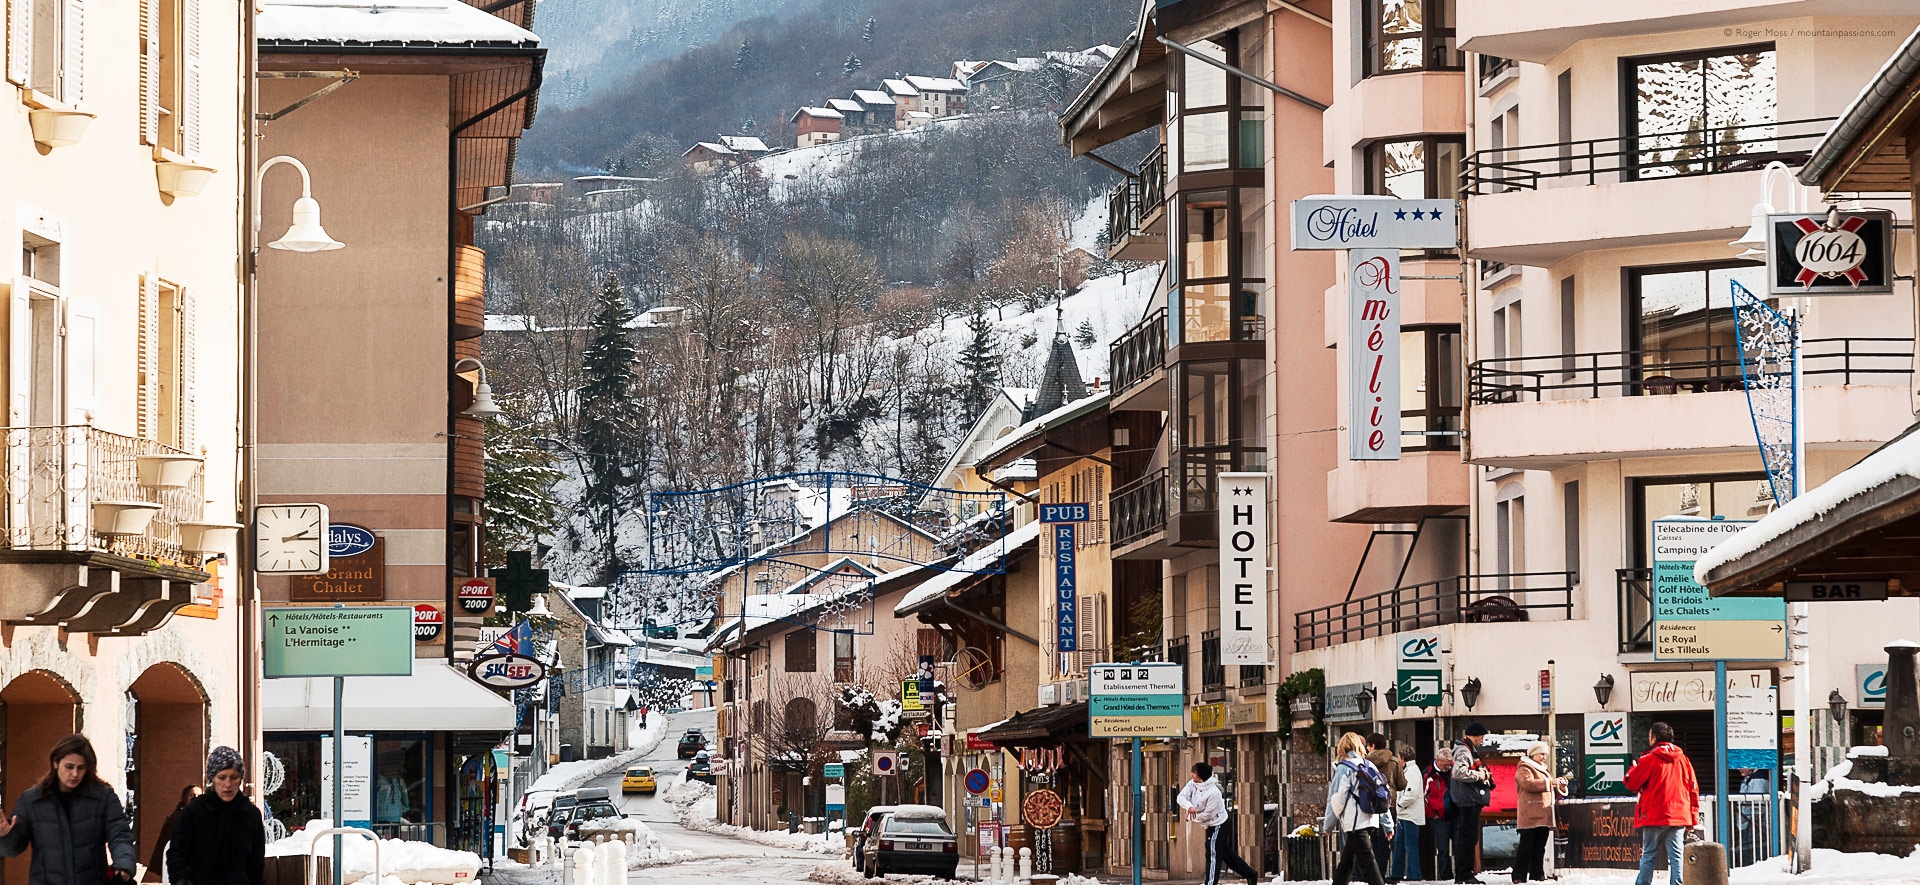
[826,98,865,113]
[883,78,920,96]
[905,75,967,92]
[257,0,538,46]
[573,174,653,182]
[793,106,845,120]
[568,586,608,600]
[852,89,894,106]
[992,459,1037,481]
[979,391,1111,467]
[906,111,934,119]
[1697,427,1920,584]
[893,519,1043,615]
[684,141,734,156]
[719,135,769,152]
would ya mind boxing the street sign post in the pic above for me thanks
[264,605,411,885]
[1652,520,1785,660]
[1088,663,1184,885]
[965,768,990,795]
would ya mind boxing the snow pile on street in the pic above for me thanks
[573,817,688,866]
[664,776,845,855]
[1807,757,1920,801]
[807,862,948,885]
[266,821,479,885]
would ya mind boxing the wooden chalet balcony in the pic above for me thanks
[453,245,486,341]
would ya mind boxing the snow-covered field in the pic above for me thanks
[663,775,846,856]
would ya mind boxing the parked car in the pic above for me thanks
[859,805,956,879]
[677,729,707,758]
[547,789,624,840]
[849,805,895,869]
[687,757,713,783]
[622,766,657,795]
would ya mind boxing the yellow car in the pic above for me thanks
[622,767,657,795]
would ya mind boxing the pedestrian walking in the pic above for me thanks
[168,747,265,885]
[145,786,203,882]
[0,733,137,885]
[1513,742,1567,883]
[1626,722,1699,885]
[1365,734,1406,879]
[1176,762,1257,885]
[1447,723,1493,884]
[1388,744,1424,884]
[1323,732,1386,885]
[1424,752,1454,881]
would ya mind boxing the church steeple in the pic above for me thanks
[1030,256,1087,417]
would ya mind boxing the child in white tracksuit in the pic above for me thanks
[1323,733,1385,885]
[1177,761,1258,885]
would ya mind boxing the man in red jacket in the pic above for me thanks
[1626,722,1699,885]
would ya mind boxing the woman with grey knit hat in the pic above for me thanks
[166,747,265,885]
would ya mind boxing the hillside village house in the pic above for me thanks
[253,0,540,851]
[791,106,844,146]
[904,75,967,118]
[546,586,633,760]
[851,89,896,129]
[0,0,250,866]
[883,78,922,119]
[718,134,770,157]
[684,141,739,172]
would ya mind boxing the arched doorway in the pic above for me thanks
[1,670,81,885]
[127,664,208,882]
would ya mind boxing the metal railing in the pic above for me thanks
[1200,629,1224,693]
[1461,117,1836,195]
[1110,307,1168,396]
[1239,665,1265,689]
[1166,636,1189,688]
[2,425,204,563]
[1105,146,1167,247]
[1177,446,1265,513]
[1112,468,1168,548]
[1294,572,1576,651]
[1469,338,1912,404]
[1618,568,1653,655]
[1477,54,1514,84]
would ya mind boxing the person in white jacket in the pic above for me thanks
[1176,762,1258,885]
[1388,744,1425,883]
[1322,732,1385,885]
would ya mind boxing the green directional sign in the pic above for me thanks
[264,606,415,678]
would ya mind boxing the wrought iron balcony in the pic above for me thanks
[1618,568,1652,655]
[1200,629,1224,693]
[1469,338,1912,404]
[1112,468,1168,549]
[1110,307,1168,398]
[1105,146,1167,260]
[1462,116,1835,195]
[1293,572,1576,651]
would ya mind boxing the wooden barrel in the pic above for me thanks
[1048,822,1082,873]
[1006,824,1032,855]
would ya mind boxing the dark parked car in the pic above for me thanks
[677,729,706,758]
[546,789,624,840]
[858,805,956,879]
[849,805,895,869]
[687,757,714,783]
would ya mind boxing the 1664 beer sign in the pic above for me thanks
[1218,473,1269,665]
[1766,209,1893,295]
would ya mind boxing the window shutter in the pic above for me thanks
[1075,593,1100,674]
[1092,465,1106,545]
[61,0,81,104]
[8,278,29,425]
[63,298,98,423]
[136,274,157,438]
[5,0,29,86]
[138,0,157,144]
[181,0,201,158]
[177,288,195,449]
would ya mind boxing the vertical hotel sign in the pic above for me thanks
[1346,249,1400,460]
[1218,473,1269,665]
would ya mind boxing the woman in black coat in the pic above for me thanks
[168,747,265,885]
[0,733,138,885]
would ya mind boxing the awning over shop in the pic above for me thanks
[975,702,1089,746]
[263,661,516,732]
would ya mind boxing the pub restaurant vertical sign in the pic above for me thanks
[1218,473,1269,665]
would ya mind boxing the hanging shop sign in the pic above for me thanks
[290,538,386,602]
[1019,747,1064,773]
[413,603,444,642]
[1783,580,1888,602]
[1582,713,1632,796]
[1766,209,1894,296]
[1039,503,1090,523]
[1021,789,1064,829]
[328,523,377,558]
[1651,519,1784,661]
[1289,197,1458,251]
[1346,249,1400,460]
[468,652,546,690]
[1217,473,1270,664]
[902,679,924,710]
[1054,523,1077,661]
[1858,663,1888,708]
[1395,633,1442,707]
[457,578,496,615]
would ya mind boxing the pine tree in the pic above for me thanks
[862,17,875,42]
[740,116,756,134]
[844,53,863,76]
[732,37,752,70]
[482,405,565,570]
[1074,318,1097,349]
[957,305,1000,421]
[575,273,644,578]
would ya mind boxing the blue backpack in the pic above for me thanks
[1341,759,1393,816]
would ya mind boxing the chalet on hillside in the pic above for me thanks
[719,135,772,157]
[683,141,738,172]
[882,78,921,120]
[826,98,868,131]
[851,89,896,129]
[904,75,968,117]
[790,106,845,146]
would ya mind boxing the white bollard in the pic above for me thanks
[570,845,596,885]
[601,839,627,885]
[996,846,1008,885]
[1018,847,1032,883]
[989,847,1001,885]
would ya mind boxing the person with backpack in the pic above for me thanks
[1388,744,1424,884]
[1424,751,1454,881]
[1177,762,1258,885]
[1626,721,1699,885]
[1324,732,1388,885]
[1365,734,1406,878]
[1447,723,1494,884]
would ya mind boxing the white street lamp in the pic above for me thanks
[258,155,344,252]
[1728,160,1807,258]
[454,357,503,419]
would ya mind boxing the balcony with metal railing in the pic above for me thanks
[1109,306,1168,410]
[1111,467,1168,556]
[1461,117,1837,267]
[1105,146,1167,262]
[1200,629,1224,695]
[0,425,215,633]
[1468,338,1914,467]
[1618,568,1653,655]
[1293,571,1576,651]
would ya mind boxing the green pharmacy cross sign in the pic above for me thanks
[1395,633,1442,707]
[264,606,415,678]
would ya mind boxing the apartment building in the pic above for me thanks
[1062,0,1365,876]
[0,0,250,874]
